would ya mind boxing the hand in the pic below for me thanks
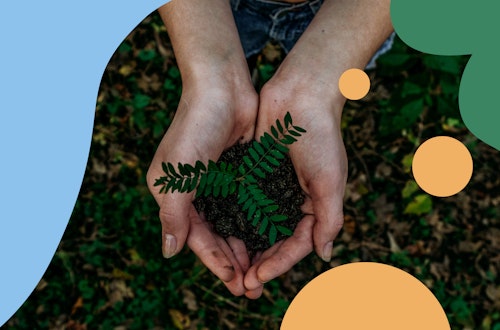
[243,76,348,298]
[146,82,258,296]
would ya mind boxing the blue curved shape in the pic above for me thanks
[0,0,169,326]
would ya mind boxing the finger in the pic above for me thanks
[245,285,264,299]
[244,216,314,290]
[226,236,250,272]
[214,236,246,296]
[244,241,284,291]
[158,192,192,258]
[186,208,236,283]
[311,194,345,262]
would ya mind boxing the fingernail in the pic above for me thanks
[163,234,177,258]
[322,241,333,262]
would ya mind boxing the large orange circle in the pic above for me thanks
[281,263,449,330]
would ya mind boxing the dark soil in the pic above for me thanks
[194,142,304,255]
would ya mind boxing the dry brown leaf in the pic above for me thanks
[182,289,198,311]
[387,232,401,253]
[169,309,191,330]
[107,279,134,305]
[486,285,500,304]
[71,297,84,315]
[343,214,356,235]
[262,42,282,62]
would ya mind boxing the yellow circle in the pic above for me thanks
[281,263,450,330]
[338,68,370,100]
[412,136,473,197]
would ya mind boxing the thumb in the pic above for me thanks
[158,192,191,258]
[312,193,345,262]
[147,161,191,258]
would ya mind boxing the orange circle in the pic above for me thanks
[281,263,450,330]
[412,136,473,197]
[338,68,370,100]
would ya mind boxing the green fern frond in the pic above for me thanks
[154,112,306,246]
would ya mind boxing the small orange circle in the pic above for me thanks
[412,136,473,197]
[338,68,370,100]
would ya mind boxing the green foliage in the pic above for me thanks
[154,112,306,245]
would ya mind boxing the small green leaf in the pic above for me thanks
[265,155,280,166]
[402,180,419,199]
[288,129,301,137]
[253,167,266,179]
[262,132,275,149]
[274,143,289,154]
[184,163,196,174]
[269,225,278,245]
[271,126,279,139]
[162,162,169,174]
[252,210,261,226]
[404,194,433,215]
[276,119,284,134]
[198,174,207,195]
[238,192,248,205]
[214,172,224,186]
[166,179,176,193]
[257,199,274,207]
[195,160,206,172]
[238,164,246,175]
[270,214,288,222]
[190,174,199,191]
[263,204,279,213]
[203,184,212,197]
[207,172,216,185]
[154,177,164,187]
[269,149,285,160]
[259,217,269,235]
[243,156,253,169]
[168,163,179,178]
[242,198,253,211]
[229,181,237,195]
[249,148,259,162]
[293,125,306,133]
[276,225,293,236]
[178,163,189,176]
[173,179,183,192]
[280,135,297,145]
[221,184,229,198]
[253,141,265,155]
[245,174,257,184]
[248,204,257,221]
[284,112,292,127]
[180,177,191,193]
[208,160,218,171]
[259,162,273,173]
[213,184,220,197]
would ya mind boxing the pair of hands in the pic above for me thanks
[146,67,348,298]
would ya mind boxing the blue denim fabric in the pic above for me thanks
[230,0,395,69]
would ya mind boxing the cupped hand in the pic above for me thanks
[244,78,348,298]
[146,82,258,296]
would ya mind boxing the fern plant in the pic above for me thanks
[154,112,306,245]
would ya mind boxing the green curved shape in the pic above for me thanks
[391,0,500,150]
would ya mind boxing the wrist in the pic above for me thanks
[265,65,346,121]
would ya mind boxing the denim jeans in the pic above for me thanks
[230,0,395,69]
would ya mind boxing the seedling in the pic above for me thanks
[154,112,306,245]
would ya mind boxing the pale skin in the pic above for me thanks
[146,0,393,298]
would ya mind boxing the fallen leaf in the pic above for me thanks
[169,309,190,329]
